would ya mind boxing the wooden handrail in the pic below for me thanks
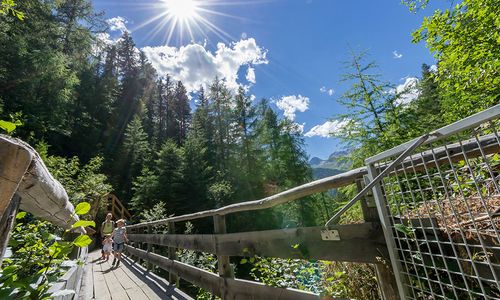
[106,193,132,220]
[129,131,500,230]
[128,166,368,228]
[128,222,387,263]
[0,135,78,229]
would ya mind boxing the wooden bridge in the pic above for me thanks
[1,104,500,299]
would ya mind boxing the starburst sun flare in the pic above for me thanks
[162,0,200,21]
[136,0,236,45]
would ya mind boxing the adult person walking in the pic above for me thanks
[100,213,115,260]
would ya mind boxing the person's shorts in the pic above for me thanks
[113,242,124,252]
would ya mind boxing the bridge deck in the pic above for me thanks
[79,251,192,300]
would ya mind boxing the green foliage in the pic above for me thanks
[0,0,24,20]
[333,50,398,168]
[0,202,92,299]
[241,255,379,298]
[401,0,430,12]
[412,0,500,122]
[71,220,96,229]
[0,119,19,133]
[72,235,92,247]
[177,222,219,299]
[38,143,112,207]
[74,202,91,215]
[0,113,22,134]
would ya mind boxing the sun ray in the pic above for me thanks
[118,0,271,46]
[197,16,235,42]
[131,10,169,32]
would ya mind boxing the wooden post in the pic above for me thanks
[146,225,152,271]
[356,177,399,300]
[0,194,21,267]
[0,138,32,265]
[168,221,179,286]
[0,138,32,224]
[214,215,233,299]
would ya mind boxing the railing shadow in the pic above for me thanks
[121,255,193,300]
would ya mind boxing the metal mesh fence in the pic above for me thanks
[369,117,500,299]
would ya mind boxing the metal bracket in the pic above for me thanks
[321,229,340,241]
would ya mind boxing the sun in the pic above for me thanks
[163,0,200,21]
[135,0,249,46]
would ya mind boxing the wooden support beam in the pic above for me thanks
[128,167,368,229]
[214,215,233,299]
[168,221,179,286]
[0,194,20,267]
[0,136,32,222]
[146,225,152,271]
[129,223,387,263]
[214,215,232,277]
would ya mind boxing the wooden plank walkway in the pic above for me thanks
[78,251,192,300]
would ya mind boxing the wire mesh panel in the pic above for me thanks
[368,108,500,299]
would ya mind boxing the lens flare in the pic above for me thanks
[163,0,199,21]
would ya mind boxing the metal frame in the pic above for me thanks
[365,104,500,299]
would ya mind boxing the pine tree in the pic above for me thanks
[336,50,393,167]
[209,78,232,171]
[158,75,173,147]
[114,116,150,201]
[171,80,191,144]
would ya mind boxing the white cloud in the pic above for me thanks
[305,119,349,138]
[142,38,268,93]
[276,95,310,121]
[320,86,334,96]
[394,77,420,106]
[107,16,129,33]
[430,64,438,73]
[246,67,256,84]
[393,50,403,59]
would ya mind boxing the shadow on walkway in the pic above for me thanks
[121,255,193,300]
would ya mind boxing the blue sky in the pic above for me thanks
[93,0,444,160]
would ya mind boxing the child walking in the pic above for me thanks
[111,219,128,267]
[102,235,113,261]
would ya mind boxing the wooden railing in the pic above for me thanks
[0,135,85,299]
[125,108,500,300]
[126,166,399,299]
[105,193,132,220]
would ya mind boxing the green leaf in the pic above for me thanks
[240,258,248,264]
[15,212,26,219]
[493,153,499,162]
[394,223,415,238]
[73,235,92,247]
[74,202,91,215]
[71,220,96,228]
[0,120,17,133]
